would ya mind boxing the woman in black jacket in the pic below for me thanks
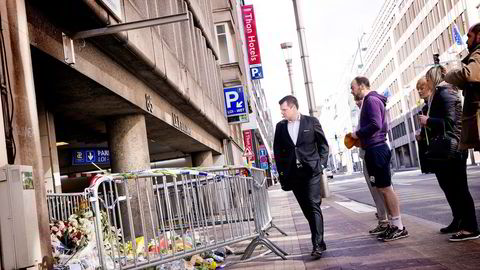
[418,65,479,241]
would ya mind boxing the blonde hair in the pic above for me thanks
[425,65,447,90]
[416,77,427,89]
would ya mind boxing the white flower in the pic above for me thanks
[57,221,65,231]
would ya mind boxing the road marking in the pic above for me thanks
[330,177,365,185]
[335,200,376,213]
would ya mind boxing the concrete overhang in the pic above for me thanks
[31,46,220,173]
[26,0,230,141]
[219,62,243,86]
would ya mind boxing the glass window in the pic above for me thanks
[433,4,439,24]
[439,0,446,18]
[215,23,235,64]
[445,0,452,12]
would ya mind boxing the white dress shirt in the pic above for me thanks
[287,113,301,145]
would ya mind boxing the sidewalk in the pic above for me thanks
[226,185,480,269]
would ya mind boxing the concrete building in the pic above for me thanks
[357,0,480,169]
[318,90,355,174]
[0,0,273,264]
[212,0,274,169]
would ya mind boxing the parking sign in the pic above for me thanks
[224,86,247,117]
[250,66,264,80]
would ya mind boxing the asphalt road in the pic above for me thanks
[329,166,480,228]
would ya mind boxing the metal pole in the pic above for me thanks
[286,59,294,95]
[292,0,316,117]
[292,0,328,197]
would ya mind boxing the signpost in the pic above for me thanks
[243,130,256,163]
[242,5,264,80]
[224,86,248,117]
[72,149,110,165]
[258,145,269,170]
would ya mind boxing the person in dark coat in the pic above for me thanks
[415,77,433,174]
[273,95,329,257]
[418,65,479,241]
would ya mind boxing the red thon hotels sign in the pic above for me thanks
[241,5,262,66]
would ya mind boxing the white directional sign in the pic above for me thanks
[224,86,247,117]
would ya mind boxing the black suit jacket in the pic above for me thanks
[273,115,329,189]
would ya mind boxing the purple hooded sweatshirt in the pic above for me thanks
[357,91,388,149]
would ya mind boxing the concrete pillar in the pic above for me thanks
[38,101,61,193]
[4,0,51,260]
[107,114,157,240]
[191,150,214,167]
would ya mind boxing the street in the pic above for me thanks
[329,165,480,228]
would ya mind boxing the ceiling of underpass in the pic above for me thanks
[31,47,211,172]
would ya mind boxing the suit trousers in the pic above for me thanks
[434,157,479,233]
[292,166,325,248]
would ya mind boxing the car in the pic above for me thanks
[324,169,334,179]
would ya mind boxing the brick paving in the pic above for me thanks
[225,185,480,269]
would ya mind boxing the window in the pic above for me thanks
[215,23,235,64]
[445,0,453,12]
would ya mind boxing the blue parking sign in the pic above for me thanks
[250,66,263,79]
[224,86,247,117]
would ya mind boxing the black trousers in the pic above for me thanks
[434,157,479,233]
[292,167,325,248]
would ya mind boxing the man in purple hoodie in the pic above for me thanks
[350,76,409,242]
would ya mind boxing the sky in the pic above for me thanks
[246,0,385,124]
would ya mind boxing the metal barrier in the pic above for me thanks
[204,167,287,260]
[84,168,287,269]
[46,192,89,222]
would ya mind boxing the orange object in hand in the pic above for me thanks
[344,133,361,149]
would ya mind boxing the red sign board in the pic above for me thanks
[243,130,256,162]
[241,5,262,66]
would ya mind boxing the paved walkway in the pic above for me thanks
[226,185,480,269]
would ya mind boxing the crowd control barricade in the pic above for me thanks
[47,192,89,222]
[204,167,287,237]
[84,168,287,269]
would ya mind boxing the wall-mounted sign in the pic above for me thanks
[99,0,123,21]
[72,149,110,165]
[242,5,264,80]
[227,114,249,125]
[145,94,153,113]
[224,86,247,117]
[172,112,192,135]
[250,66,263,80]
[243,129,255,162]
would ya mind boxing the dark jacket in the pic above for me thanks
[417,103,433,173]
[273,115,329,190]
[357,91,388,149]
[445,44,480,149]
[420,83,463,158]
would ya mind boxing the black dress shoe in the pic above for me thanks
[440,221,460,234]
[311,243,326,257]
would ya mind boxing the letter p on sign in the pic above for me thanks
[225,91,239,109]
[250,66,263,79]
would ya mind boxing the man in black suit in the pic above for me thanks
[273,95,329,257]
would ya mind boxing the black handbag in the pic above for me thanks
[424,122,458,161]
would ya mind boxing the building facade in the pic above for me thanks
[357,0,480,169]
[0,0,273,265]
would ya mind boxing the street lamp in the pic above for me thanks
[280,42,295,96]
[351,32,368,71]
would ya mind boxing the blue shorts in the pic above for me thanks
[364,143,392,188]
